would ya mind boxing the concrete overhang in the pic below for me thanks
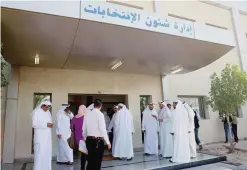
[1,1,236,75]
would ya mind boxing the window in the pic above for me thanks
[219,107,243,118]
[236,107,243,118]
[33,93,52,109]
[32,93,52,154]
[178,96,208,119]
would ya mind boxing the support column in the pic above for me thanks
[231,8,247,117]
[128,94,142,148]
[231,8,247,71]
[161,75,176,102]
[2,66,20,163]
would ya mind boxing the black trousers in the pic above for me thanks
[86,137,105,170]
[81,153,87,170]
[109,132,113,146]
[231,124,239,142]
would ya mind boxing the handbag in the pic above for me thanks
[67,131,77,149]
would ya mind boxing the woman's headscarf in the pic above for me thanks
[76,105,87,118]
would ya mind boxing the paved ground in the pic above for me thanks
[2,141,246,170]
[2,152,220,170]
[234,140,247,151]
[204,140,247,151]
[202,140,247,164]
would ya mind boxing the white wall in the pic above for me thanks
[165,47,247,143]
[212,1,247,13]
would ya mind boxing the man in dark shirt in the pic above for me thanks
[231,114,239,143]
[194,111,202,150]
[222,114,233,143]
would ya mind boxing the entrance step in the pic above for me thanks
[6,152,226,170]
[101,152,226,170]
[179,162,246,170]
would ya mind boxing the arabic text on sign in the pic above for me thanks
[84,5,140,23]
[83,4,193,35]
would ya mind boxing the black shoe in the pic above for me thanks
[224,141,228,143]
[169,160,173,163]
[145,153,151,156]
[65,162,73,165]
[164,157,172,159]
[199,144,203,150]
[114,157,122,160]
[57,162,65,164]
[127,158,133,161]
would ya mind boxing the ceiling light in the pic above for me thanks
[111,61,122,70]
[35,54,39,65]
[171,67,183,74]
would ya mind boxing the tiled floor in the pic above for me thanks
[2,152,223,170]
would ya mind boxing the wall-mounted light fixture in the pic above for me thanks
[35,54,39,65]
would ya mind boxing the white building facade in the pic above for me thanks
[1,0,247,163]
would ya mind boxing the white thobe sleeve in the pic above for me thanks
[107,114,116,132]
[188,112,194,132]
[185,110,192,132]
[157,119,160,132]
[69,112,74,119]
[141,112,146,131]
[185,106,195,131]
[164,109,172,122]
[196,112,201,121]
[82,114,87,140]
[171,114,176,134]
[158,109,164,121]
[99,114,110,145]
[32,111,48,129]
[105,116,110,130]
[56,114,62,135]
[130,114,135,133]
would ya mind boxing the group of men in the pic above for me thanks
[31,101,75,170]
[31,98,200,170]
[31,99,135,170]
[142,100,200,163]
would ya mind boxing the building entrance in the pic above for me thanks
[68,94,128,158]
[68,94,128,116]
